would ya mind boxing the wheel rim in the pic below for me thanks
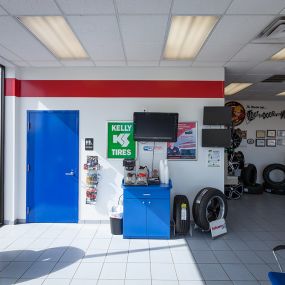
[205,196,225,223]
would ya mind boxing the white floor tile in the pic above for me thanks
[125,280,151,285]
[43,279,71,285]
[175,263,203,281]
[0,278,17,285]
[245,264,272,281]
[99,262,126,279]
[97,280,124,285]
[89,239,111,250]
[129,239,149,250]
[105,249,128,263]
[206,282,233,285]
[192,251,218,264]
[14,250,43,262]
[226,240,250,251]
[37,247,67,262]
[70,280,97,285]
[198,264,229,281]
[206,240,230,251]
[47,262,79,279]
[0,262,33,278]
[232,281,259,285]
[0,262,10,272]
[234,251,264,264]
[171,249,196,263]
[126,262,151,279]
[82,249,107,263]
[150,248,173,263]
[187,240,211,251]
[151,263,177,280]
[16,278,45,284]
[73,262,103,279]
[213,251,241,264]
[152,281,179,285]
[128,250,150,262]
[109,238,130,250]
[59,247,85,262]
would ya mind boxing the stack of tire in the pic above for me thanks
[263,164,285,195]
[241,164,264,194]
[192,188,228,231]
[173,195,190,234]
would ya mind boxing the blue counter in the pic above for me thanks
[122,180,172,239]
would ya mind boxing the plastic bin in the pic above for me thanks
[109,205,123,235]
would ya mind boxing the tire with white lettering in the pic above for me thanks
[241,164,257,186]
[244,183,264,194]
[173,195,190,234]
[263,164,285,189]
[192,188,228,231]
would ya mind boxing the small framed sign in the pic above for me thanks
[256,130,265,138]
[277,130,285,137]
[267,130,276,138]
[85,138,94,151]
[256,139,265,147]
[266,139,276,147]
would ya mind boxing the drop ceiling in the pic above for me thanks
[0,0,284,100]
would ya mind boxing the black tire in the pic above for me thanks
[192,188,228,231]
[241,164,257,186]
[173,195,190,234]
[263,164,285,189]
[264,183,285,195]
[244,183,264,194]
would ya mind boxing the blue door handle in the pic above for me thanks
[65,170,75,176]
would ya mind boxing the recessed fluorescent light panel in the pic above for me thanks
[18,16,88,59]
[225,83,252,95]
[271,48,285,60]
[276,91,285,96]
[164,16,219,59]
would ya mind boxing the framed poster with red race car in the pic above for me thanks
[167,122,197,160]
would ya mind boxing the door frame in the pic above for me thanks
[26,110,79,223]
[0,65,4,226]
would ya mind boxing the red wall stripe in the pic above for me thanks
[5,78,20,97]
[5,79,224,98]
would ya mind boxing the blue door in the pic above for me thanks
[27,111,79,223]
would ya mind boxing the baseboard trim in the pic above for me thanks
[4,219,16,225]
[16,219,26,224]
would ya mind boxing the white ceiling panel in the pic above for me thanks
[226,73,270,83]
[11,60,30,67]
[0,16,56,60]
[225,61,260,74]
[160,60,192,66]
[0,44,23,61]
[0,0,61,15]
[172,0,232,15]
[119,15,168,44]
[67,16,125,60]
[231,44,285,62]
[95,61,126,66]
[124,44,163,61]
[30,61,62,67]
[227,0,285,15]
[249,61,285,74]
[0,6,7,14]
[128,61,159,66]
[56,0,115,15]
[0,55,14,66]
[116,0,172,14]
[61,60,94,67]
[192,61,226,67]
[196,43,243,62]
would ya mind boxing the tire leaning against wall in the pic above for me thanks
[244,183,264,194]
[263,164,285,189]
[241,164,257,186]
[192,188,228,231]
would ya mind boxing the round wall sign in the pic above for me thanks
[225,101,246,127]
[247,139,254,144]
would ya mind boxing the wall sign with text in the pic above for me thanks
[107,121,136,159]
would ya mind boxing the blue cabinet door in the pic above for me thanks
[123,198,146,238]
[147,199,170,238]
[27,111,79,223]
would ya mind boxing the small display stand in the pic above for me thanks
[84,156,100,204]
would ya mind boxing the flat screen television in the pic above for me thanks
[203,106,232,126]
[202,129,231,147]
[133,112,178,142]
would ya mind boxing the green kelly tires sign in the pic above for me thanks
[107,121,136,159]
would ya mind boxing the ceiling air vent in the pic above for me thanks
[262,75,285,83]
[254,17,285,43]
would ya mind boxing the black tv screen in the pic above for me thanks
[133,112,178,142]
[202,129,231,147]
[203,106,232,126]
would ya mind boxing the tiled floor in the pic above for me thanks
[0,193,285,284]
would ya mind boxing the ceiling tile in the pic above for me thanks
[227,0,285,14]
[57,0,115,15]
[172,0,232,14]
[29,61,62,67]
[225,61,260,73]
[231,44,285,62]
[0,55,14,66]
[0,16,56,60]
[0,0,61,15]
[61,60,94,66]
[116,0,172,14]
[192,61,226,67]
[160,60,192,66]
[67,16,125,60]
[249,61,285,74]
[128,61,159,66]
[119,15,168,44]
[124,43,163,61]
[0,44,23,60]
[0,6,7,14]
[11,60,30,67]
[95,61,126,66]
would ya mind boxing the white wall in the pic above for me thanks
[233,100,285,183]
[11,97,224,222]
